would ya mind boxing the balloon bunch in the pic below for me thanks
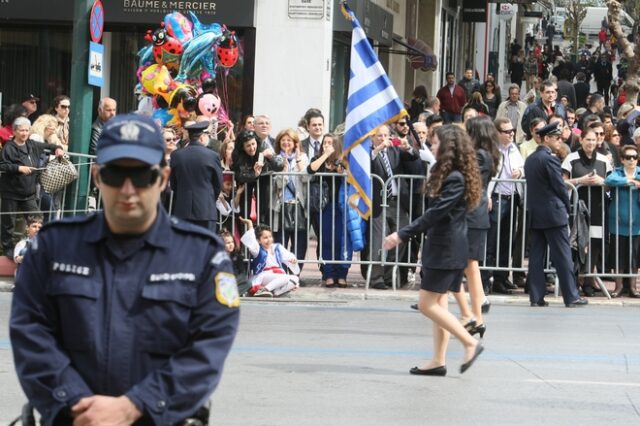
[136,11,240,129]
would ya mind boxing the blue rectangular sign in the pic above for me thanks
[88,42,104,87]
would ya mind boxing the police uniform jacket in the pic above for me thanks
[9,208,240,425]
[524,145,571,229]
[397,170,468,269]
[170,142,223,221]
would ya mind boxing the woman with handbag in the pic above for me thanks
[307,134,352,288]
[0,117,64,257]
[272,129,310,268]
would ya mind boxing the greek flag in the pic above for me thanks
[341,1,407,220]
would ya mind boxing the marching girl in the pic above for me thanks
[238,217,300,297]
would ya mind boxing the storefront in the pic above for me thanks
[0,0,256,124]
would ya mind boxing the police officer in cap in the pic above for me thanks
[170,120,223,231]
[10,113,239,424]
[524,122,588,308]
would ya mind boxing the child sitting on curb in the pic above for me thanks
[239,216,299,297]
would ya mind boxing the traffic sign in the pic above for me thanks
[90,0,104,43]
[88,42,104,87]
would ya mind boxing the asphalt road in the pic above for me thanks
[1,294,639,425]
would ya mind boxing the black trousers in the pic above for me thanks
[1,197,39,256]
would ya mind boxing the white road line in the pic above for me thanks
[526,379,640,387]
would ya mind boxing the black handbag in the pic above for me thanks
[309,178,329,213]
[283,202,306,231]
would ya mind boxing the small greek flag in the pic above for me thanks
[340,1,407,220]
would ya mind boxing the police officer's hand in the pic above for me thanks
[71,395,141,425]
[18,166,34,175]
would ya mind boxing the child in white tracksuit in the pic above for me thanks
[239,217,300,297]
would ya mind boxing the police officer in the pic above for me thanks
[10,113,240,424]
[170,120,223,231]
[524,122,588,308]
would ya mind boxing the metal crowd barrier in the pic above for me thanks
[4,156,636,299]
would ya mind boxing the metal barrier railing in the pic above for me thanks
[3,155,637,299]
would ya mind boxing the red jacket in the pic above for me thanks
[436,84,467,115]
[0,125,13,146]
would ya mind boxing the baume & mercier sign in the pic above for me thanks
[0,0,255,27]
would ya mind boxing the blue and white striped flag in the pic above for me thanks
[341,1,408,220]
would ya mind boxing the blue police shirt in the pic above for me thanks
[10,208,240,425]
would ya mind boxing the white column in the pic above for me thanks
[498,18,506,89]
[253,1,334,132]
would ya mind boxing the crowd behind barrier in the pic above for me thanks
[4,154,638,300]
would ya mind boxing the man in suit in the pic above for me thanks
[254,115,275,149]
[369,124,419,289]
[170,121,223,231]
[300,109,324,160]
[524,122,588,307]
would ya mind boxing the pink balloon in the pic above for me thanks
[196,93,221,118]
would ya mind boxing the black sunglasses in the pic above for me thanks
[623,155,638,160]
[99,165,161,188]
[397,121,408,126]
[499,129,515,134]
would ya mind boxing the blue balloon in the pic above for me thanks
[188,11,223,37]
[152,107,173,127]
[176,32,220,82]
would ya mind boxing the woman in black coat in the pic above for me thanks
[232,129,283,224]
[384,125,484,375]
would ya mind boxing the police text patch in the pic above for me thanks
[51,262,92,276]
[149,273,197,282]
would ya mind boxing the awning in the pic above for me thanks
[376,36,438,72]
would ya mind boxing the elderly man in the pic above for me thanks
[89,97,117,156]
[497,84,528,145]
[254,114,275,149]
[10,113,239,424]
[0,117,64,257]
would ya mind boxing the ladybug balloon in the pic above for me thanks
[217,29,238,68]
[145,24,184,71]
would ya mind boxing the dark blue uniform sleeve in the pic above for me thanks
[398,173,465,241]
[547,155,571,214]
[10,235,94,424]
[124,244,240,424]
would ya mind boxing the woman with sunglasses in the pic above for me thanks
[48,95,70,150]
[561,127,611,296]
[481,81,499,119]
[384,125,484,375]
[162,128,178,163]
[604,145,640,298]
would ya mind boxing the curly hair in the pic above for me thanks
[427,125,482,210]
[465,116,500,176]
[273,128,300,153]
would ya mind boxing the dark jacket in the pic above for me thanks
[524,145,571,229]
[521,99,566,139]
[0,139,61,200]
[398,170,468,269]
[466,148,492,229]
[556,79,577,110]
[573,81,590,109]
[370,146,419,218]
[170,142,223,221]
[89,118,104,156]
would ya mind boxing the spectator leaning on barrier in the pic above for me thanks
[604,144,640,298]
[561,127,612,296]
[271,128,310,268]
[368,124,419,289]
[0,117,64,258]
[307,133,355,288]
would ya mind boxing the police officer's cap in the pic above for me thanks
[96,113,165,165]
[185,120,210,136]
[537,122,562,138]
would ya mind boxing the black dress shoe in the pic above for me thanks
[410,365,447,376]
[530,300,549,307]
[513,274,526,288]
[460,344,484,374]
[410,303,419,310]
[565,297,588,307]
[504,279,518,290]
[492,282,513,295]
[371,282,387,290]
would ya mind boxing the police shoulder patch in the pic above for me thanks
[215,272,240,308]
